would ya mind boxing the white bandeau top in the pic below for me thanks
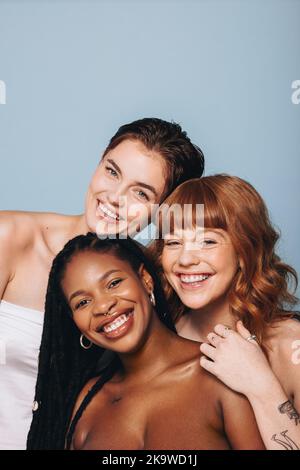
[0,300,43,449]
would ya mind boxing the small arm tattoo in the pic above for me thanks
[278,400,300,426]
[271,430,299,450]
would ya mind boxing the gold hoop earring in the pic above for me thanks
[149,291,156,307]
[80,334,92,350]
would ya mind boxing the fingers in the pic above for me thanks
[199,342,217,361]
[214,323,233,338]
[199,356,217,375]
[236,320,251,339]
[207,332,223,347]
[236,320,259,346]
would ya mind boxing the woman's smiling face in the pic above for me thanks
[161,227,239,311]
[61,250,155,354]
[84,139,167,236]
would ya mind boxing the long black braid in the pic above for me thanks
[27,232,176,449]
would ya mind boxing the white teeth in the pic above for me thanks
[180,274,210,283]
[97,202,119,221]
[103,313,130,333]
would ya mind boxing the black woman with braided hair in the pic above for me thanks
[0,117,205,449]
[27,233,264,450]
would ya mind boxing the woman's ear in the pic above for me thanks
[138,264,154,294]
[237,256,243,271]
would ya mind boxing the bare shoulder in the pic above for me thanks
[71,376,100,421]
[0,210,54,244]
[265,316,300,395]
[180,340,247,397]
[170,339,264,449]
[176,339,254,419]
[173,338,219,388]
[0,210,36,252]
[266,316,300,358]
[0,209,78,248]
[173,337,202,368]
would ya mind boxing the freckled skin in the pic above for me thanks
[162,228,239,313]
[62,252,264,450]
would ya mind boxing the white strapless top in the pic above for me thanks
[0,300,43,450]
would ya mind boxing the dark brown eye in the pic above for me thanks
[75,299,90,310]
[108,278,123,289]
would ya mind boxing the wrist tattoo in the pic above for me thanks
[271,430,299,450]
[278,400,300,426]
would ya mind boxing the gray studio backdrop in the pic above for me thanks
[0,0,299,296]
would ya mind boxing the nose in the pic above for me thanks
[107,186,126,208]
[91,293,117,317]
[177,246,201,267]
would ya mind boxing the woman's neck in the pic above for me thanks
[176,296,238,343]
[70,214,90,238]
[115,314,183,385]
[40,213,90,258]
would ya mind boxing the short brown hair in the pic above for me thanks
[102,117,205,201]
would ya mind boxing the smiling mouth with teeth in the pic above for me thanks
[97,310,134,335]
[96,200,120,222]
[178,273,212,287]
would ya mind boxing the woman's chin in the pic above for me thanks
[178,294,209,311]
[95,219,131,238]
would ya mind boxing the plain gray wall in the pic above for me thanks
[0,0,299,296]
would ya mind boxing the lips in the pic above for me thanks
[175,272,213,289]
[102,313,130,333]
[95,307,134,333]
[96,199,121,222]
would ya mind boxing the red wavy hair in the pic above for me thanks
[149,174,298,344]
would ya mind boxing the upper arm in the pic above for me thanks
[290,357,300,413]
[221,386,265,450]
[0,212,18,298]
[277,321,300,411]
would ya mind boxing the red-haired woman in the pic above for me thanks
[150,174,300,450]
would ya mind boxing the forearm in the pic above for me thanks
[247,379,300,450]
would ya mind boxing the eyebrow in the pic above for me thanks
[106,158,158,197]
[204,229,227,240]
[164,229,227,240]
[68,269,122,303]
